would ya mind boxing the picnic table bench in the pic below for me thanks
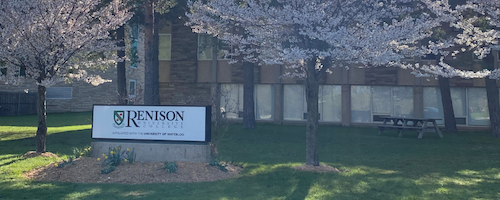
[377,117,443,139]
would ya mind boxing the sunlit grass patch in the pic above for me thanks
[337,165,399,177]
[0,126,37,141]
[305,183,337,199]
[1,156,60,180]
[245,163,305,176]
[65,188,102,199]
[0,125,91,141]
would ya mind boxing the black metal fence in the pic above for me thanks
[0,91,37,117]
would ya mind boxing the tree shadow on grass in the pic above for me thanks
[0,157,23,168]
[0,111,92,127]
[0,129,92,155]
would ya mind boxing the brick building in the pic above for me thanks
[157,19,500,129]
[1,17,499,129]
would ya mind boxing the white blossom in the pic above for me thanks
[187,0,500,80]
[0,0,133,86]
[414,0,500,79]
[186,0,450,78]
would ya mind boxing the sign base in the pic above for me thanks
[91,140,210,163]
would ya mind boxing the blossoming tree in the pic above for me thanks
[0,0,133,153]
[416,0,500,138]
[187,0,450,165]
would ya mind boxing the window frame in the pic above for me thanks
[158,33,172,61]
[46,87,73,99]
[198,34,233,61]
[129,79,137,98]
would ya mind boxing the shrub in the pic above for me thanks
[55,157,74,168]
[208,159,228,172]
[160,161,177,173]
[72,146,91,158]
[99,146,136,174]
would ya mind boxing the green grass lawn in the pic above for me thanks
[1,112,499,200]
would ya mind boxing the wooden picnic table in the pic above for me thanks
[377,116,443,138]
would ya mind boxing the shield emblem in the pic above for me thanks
[114,111,125,126]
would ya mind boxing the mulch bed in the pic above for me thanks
[23,157,243,184]
[23,153,342,184]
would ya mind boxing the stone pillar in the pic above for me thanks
[341,67,351,126]
[341,85,351,126]
[274,83,283,124]
[413,86,424,118]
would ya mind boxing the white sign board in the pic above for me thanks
[92,105,211,142]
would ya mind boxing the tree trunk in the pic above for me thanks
[243,61,256,129]
[485,77,500,138]
[438,76,458,132]
[144,0,160,105]
[305,60,319,166]
[483,53,500,138]
[35,85,47,153]
[117,26,128,105]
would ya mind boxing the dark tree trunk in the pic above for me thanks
[483,53,500,138]
[117,26,128,105]
[439,76,458,132]
[243,61,256,129]
[485,77,500,138]
[144,0,160,105]
[305,60,319,166]
[35,85,47,153]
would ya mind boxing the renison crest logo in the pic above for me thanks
[113,111,125,128]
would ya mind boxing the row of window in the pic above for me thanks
[155,34,233,64]
[41,83,492,126]
[221,84,492,126]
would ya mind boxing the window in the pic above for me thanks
[468,88,489,126]
[351,86,371,123]
[159,34,171,60]
[218,43,232,60]
[283,85,306,120]
[392,87,414,118]
[129,23,140,68]
[198,34,232,60]
[372,86,392,116]
[451,88,467,121]
[351,86,413,123]
[282,85,342,122]
[423,87,444,124]
[129,79,136,98]
[220,84,243,118]
[255,84,274,120]
[320,85,341,122]
[220,84,274,119]
[0,67,25,76]
[198,34,214,60]
[423,87,489,126]
[19,67,25,76]
[46,87,72,99]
